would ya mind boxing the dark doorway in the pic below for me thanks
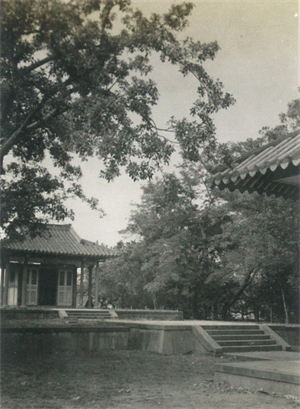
[38,269,58,306]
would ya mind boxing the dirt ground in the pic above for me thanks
[1,349,298,409]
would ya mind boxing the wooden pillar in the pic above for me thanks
[1,270,5,305]
[94,261,100,309]
[87,265,93,308]
[80,260,84,307]
[72,267,77,308]
[21,257,28,306]
[1,263,5,306]
[4,258,10,306]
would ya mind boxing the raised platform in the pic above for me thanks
[1,320,203,356]
[215,356,300,396]
[2,312,298,397]
[1,310,298,361]
[1,319,294,358]
[0,307,183,321]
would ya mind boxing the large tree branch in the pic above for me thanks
[27,85,79,130]
[1,83,78,168]
[0,102,45,172]
[20,56,53,75]
[27,105,71,131]
[221,265,260,315]
[1,86,16,125]
[1,58,53,125]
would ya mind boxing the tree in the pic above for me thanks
[0,0,234,238]
[208,102,300,322]
[212,191,299,322]
[104,170,233,318]
[99,241,154,308]
[100,100,300,321]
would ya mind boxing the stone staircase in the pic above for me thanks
[62,309,118,321]
[201,324,291,353]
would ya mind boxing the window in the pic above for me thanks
[57,270,73,306]
[26,269,38,305]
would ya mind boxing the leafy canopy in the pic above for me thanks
[0,0,234,238]
[102,169,234,316]
[100,100,300,321]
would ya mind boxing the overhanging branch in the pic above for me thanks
[27,106,71,131]
[19,56,53,75]
[0,84,78,171]
[0,102,46,172]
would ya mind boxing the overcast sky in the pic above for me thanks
[60,0,299,246]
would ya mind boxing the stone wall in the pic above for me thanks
[1,308,59,321]
[115,309,183,321]
[1,325,205,357]
[127,326,206,354]
[270,325,300,351]
[1,327,130,356]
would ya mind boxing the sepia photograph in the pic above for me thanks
[0,0,299,408]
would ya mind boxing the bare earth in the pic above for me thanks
[1,349,298,409]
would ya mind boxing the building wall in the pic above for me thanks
[3,262,77,308]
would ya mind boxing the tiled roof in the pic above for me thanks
[207,130,300,200]
[2,224,118,258]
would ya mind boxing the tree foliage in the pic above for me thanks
[101,100,300,322]
[101,170,232,316]
[1,0,234,238]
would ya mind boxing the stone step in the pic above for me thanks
[198,325,291,354]
[67,315,110,318]
[202,325,260,330]
[221,345,282,353]
[67,312,110,315]
[65,311,112,320]
[66,310,109,314]
[214,360,300,397]
[69,315,110,318]
[217,339,276,347]
[206,330,265,336]
[67,312,111,315]
[213,334,270,341]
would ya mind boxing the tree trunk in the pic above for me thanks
[221,305,230,321]
[212,303,218,320]
[220,266,259,321]
[254,306,259,322]
[192,290,199,319]
[203,305,207,320]
[281,286,289,324]
[152,293,157,310]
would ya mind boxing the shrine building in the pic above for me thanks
[0,224,117,308]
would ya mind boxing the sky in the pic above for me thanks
[60,0,299,246]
